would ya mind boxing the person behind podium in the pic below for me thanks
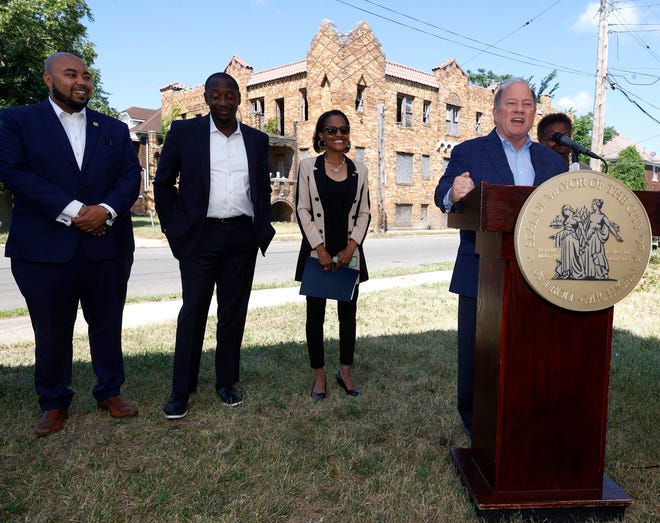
[294,109,370,400]
[434,78,566,435]
[537,112,589,169]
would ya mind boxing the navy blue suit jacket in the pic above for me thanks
[0,100,141,263]
[153,116,275,259]
[434,128,568,298]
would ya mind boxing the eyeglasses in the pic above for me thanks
[323,125,350,135]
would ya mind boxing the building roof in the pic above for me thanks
[433,58,467,77]
[385,61,438,88]
[247,59,307,86]
[602,134,659,166]
[244,58,439,89]
[132,108,162,134]
[122,106,158,122]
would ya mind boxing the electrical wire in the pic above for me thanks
[335,0,593,78]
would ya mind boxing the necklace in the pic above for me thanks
[325,156,345,173]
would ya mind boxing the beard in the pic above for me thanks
[51,80,89,112]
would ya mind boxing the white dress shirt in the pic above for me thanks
[207,118,254,219]
[49,98,115,225]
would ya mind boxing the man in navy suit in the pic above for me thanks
[0,53,141,436]
[434,78,567,435]
[154,72,275,419]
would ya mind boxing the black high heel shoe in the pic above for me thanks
[311,379,327,400]
[336,371,361,396]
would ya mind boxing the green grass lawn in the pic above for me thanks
[0,270,658,522]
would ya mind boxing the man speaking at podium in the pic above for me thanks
[434,78,567,436]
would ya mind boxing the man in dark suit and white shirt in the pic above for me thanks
[154,72,275,419]
[0,52,141,436]
[434,78,567,435]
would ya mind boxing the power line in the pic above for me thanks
[607,73,660,124]
[608,66,660,85]
[462,1,563,66]
[609,6,660,62]
[335,0,593,78]
[337,0,660,144]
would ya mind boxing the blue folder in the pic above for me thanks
[299,256,359,301]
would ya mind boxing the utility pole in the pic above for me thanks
[376,103,387,232]
[590,0,611,170]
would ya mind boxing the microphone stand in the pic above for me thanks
[570,152,581,172]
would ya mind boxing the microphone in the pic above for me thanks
[550,132,601,160]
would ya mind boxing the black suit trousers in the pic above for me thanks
[172,219,258,394]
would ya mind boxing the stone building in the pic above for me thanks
[155,19,558,230]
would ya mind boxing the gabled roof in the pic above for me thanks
[132,109,162,134]
[247,60,307,86]
[433,58,467,78]
[385,61,438,88]
[602,134,659,166]
[226,55,252,70]
[122,106,157,122]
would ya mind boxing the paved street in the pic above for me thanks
[0,233,459,311]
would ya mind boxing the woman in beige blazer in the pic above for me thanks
[294,110,371,400]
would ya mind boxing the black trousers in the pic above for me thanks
[171,219,257,394]
[305,286,360,369]
[457,295,477,434]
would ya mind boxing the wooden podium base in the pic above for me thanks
[451,448,632,522]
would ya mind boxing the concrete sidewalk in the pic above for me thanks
[0,271,451,347]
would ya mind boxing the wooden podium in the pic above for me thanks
[447,183,659,521]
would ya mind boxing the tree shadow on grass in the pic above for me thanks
[0,326,657,522]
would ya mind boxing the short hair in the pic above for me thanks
[204,72,239,92]
[537,112,573,141]
[493,77,536,110]
[312,109,350,153]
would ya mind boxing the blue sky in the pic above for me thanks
[84,0,660,156]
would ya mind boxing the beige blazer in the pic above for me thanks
[296,155,370,274]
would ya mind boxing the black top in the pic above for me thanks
[316,166,356,255]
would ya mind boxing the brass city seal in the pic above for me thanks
[514,170,652,311]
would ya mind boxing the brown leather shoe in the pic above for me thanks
[34,409,68,437]
[97,395,138,418]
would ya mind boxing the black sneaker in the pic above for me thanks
[216,385,243,406]
[163,392,189,419]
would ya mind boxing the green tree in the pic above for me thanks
[468,68,560,103]
[467,68,511,88]
[609,145,647,190]
[161,105,182,141]
[263,117,278,135]
[570,112,616,164]
[527,69,559,101]
[0,0,114,115]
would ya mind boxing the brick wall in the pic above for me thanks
[154,20,561,230]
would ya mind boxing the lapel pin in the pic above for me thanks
[92,121,99,127]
